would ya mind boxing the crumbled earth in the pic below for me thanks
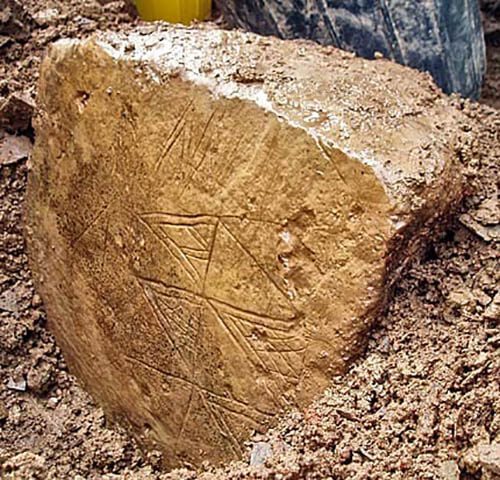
[0,1,498,479]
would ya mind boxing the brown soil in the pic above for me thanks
[0,1,498,479]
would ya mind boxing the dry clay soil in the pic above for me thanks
[0,1,499,479]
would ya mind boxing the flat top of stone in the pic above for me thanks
[76,23,463,217]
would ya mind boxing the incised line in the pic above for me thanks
[202,219,219,295]
[219,222,296,312]
[139,211,281,226]
[154,98,194,172]
[125,355,268,431]
[136,276,294,327]
[199,390,243,458]
[231,317,298,382]
[70,195,117,247]
[177,386,196,441]
[137,280,192,369]
[99,215,110,274]
[189,227,208,249]
[136,214,198,284]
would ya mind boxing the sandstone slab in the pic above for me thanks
[26,25,465,467]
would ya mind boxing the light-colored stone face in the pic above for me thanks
[26,26,464,467]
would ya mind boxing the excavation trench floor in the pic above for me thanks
[0,1,498,479]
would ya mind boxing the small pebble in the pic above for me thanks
[47,397,59,409]
[250,442,272,467]
[6,376,27,392]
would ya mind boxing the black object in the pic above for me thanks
[217,0,486,99]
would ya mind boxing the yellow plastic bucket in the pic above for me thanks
[134,0,211,24]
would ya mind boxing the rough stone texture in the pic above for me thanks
[0,0,33,43]
[0,93,35,132]
[216,0,486,99]
[26,24,465,468]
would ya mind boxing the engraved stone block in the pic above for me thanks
[26,25,465,467]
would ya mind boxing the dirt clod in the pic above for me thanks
[0,94,35,132]
[0,452,47,480]
[0,401,8,423]
[479,443,500,476]
[0,0,33,43]
[439,460,460,480]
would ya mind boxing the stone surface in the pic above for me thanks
[0,93,35,132]
[0,0,33,43]
[439,460,460,480]
[478,442,500,476]
[250,441,273,467]
[26,25,465,467]
[216,0,486,99]
[0,133,32,166]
